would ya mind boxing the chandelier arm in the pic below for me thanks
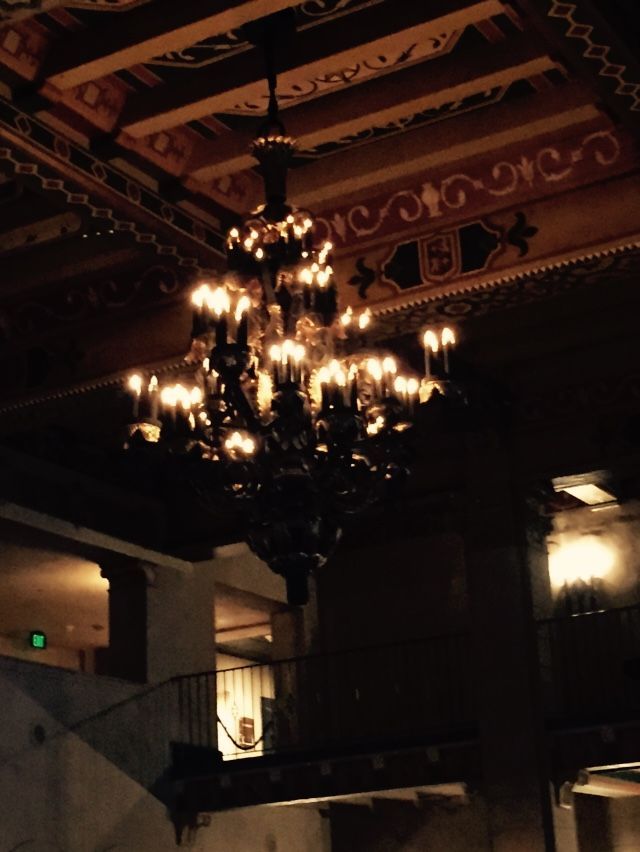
[223,380,260,433]
[261,265,278,306]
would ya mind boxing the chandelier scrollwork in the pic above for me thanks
[123,14,458,604]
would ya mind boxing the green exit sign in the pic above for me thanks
[29,631,47,650]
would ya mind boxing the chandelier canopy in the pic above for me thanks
[124,15,457,604]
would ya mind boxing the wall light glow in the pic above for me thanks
[548,536,616,588]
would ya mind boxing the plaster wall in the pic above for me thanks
[145,563,217,682]
[328,795,492,852]
[0,655,328,852]
[0,634,82,670]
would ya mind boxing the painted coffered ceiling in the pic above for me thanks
[0,0,637,408]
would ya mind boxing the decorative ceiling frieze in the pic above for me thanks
[1,262,190,341]
[316,125,632,249]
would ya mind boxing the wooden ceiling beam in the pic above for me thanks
[0,212,81,256]
[45,0,296,90]
[187,34,556,182]
[288,84,602,206]
[0,242,143,298]
[119,0,504,138]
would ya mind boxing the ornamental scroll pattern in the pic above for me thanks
[226,32,461,114]
[148,0,385,69]
[4,264,188,339]
[316,130,624,247]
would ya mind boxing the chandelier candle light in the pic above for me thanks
[123,13,457,604]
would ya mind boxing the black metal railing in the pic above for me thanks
[174,632,474,760]
[537,603,640,724]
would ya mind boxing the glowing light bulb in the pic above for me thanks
[161,386,177,407]
[367,415,385,436]
[441,327,456,347]
[190,387,203,406]
[229,227,239,239]
[127,374,143,395]
[209,287,231,317]
[282,339,295,360]
[406,377,419,396]
[340,306,353,327]
[317,367,331,385]
[394,376,407,395]
[224,430,256,458]
[549,537,615,587]
[191,284,210,309]
[367,358,382,382]
[382,356,397,375]
[235,294,251,321]
[269,344,282,362]
[423,330,439,353]
[255,247,264,260]
[242,437,256,455]
[358,309,372,331]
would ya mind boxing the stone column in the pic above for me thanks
[100,556,217,683]
[100,555,150,683]
[462,426,555,851]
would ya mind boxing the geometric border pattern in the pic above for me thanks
[0,143,204,272]
[549,1,640,112]
[0,96,226,265]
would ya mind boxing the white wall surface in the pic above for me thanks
[0,655,328,852]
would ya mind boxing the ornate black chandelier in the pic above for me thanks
[124,15,457,604]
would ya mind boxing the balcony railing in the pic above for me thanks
[537,603,640,725]
[173,604,640,766]
[175,632,474,760]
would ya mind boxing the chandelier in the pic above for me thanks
[124,16,457,605]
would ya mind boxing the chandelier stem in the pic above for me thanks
[261,265,278,306]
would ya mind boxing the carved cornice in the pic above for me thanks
[371,242,640,339]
